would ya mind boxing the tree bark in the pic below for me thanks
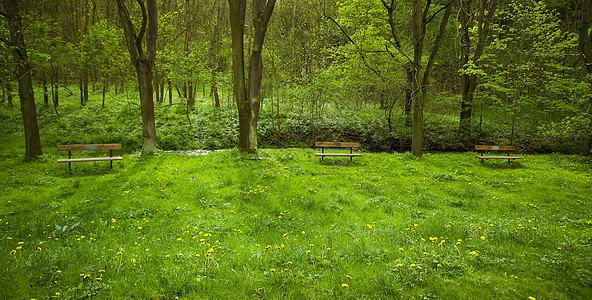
[411,0,453,156]
[228,0,276,153]
[579,0,592,156]
[5,82,14,108]
[4,0,43,158]
[210,1,221,108]
[458,0,497,136]
[42,73,49,108]
[116,0,157,155]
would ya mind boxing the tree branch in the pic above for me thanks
[325,15,384,81]
[136,0,148,58]
[425,0,454,26]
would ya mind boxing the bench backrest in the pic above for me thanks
[58,144,122,151]
[475,145,516,151]
[315,142,360,148]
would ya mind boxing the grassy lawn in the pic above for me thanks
[0,142,591,299]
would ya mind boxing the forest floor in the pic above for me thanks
[1,141,591,298]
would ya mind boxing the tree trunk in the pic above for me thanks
[154,72,160,103]
[187,81,195,107]
[5,82,14,108]
[229,0,276,153]
[116,0,158,155]
[5,0,43,158]
[411,0,453,157]
[168,79,173,105]
[579,0,592,156]
[458,0,497,136]
[42,73,49,108]
[210,1,221,108]
[137,61,157,154]
[102,81,107,108]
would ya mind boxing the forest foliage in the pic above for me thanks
[0,0,590,155]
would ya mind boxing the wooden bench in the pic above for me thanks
[315,142,361,161]
[475,145,523,163]
[57,144,122,170]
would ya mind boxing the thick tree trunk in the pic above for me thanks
[411,0,453,156]
[116,0,158,155]
[228,0,276,153]
[137,61,157,154]
[579,0,592,156]
[5,0,43,158]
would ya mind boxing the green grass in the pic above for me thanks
[1,144,591,299]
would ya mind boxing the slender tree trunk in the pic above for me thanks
[154,72,160,103]
[102,81,107,108]
[168,79,173,105]
[5,82,14,108]
[159,77,165,103]
[210,1,221,108]
[458,0,497,136]
[187,81,195,107]
[42,73,49,108]
[52,68,59,110]
[5,0,43,158]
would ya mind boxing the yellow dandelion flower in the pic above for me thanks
[346,275,352,279]
[270,269,276,272]
[396,263,403,267]
[341,283,349,288]
[131,258,136,263]
[470,251,477,255]
[410,264,416,267]
[528,297,536,300]
[480,236,485,240]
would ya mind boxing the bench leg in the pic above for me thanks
[68,151,71,170]
[110,149,113,169]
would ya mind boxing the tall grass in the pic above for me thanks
[1,87,591,298]
[1,144,591,298]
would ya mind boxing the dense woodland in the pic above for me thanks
[1,0,591,157]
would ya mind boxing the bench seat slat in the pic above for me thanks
[315,142,360,148]
[475,145,516,151]
[58,144,121,151]
[58,157,123,163]
[315,153,361,157]
[476,156,522,160]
